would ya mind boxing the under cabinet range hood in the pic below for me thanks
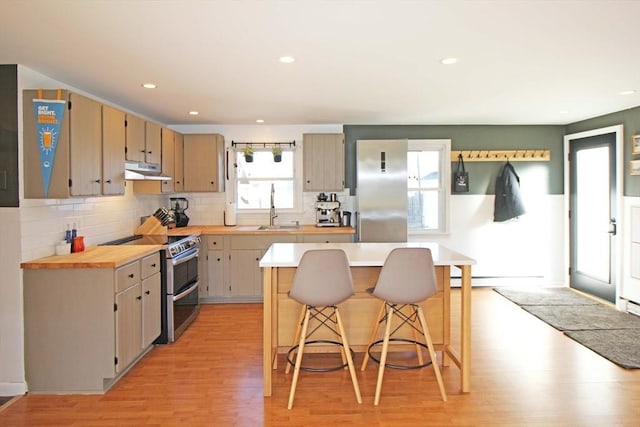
[124,161,172,181]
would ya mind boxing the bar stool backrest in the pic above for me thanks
[288,249,354,306]
[372,247,437,304]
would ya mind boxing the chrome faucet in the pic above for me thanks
[269,183,277,227]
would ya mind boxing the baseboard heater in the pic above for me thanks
[627,300,640,317]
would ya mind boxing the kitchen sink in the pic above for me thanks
[256,225,301,231]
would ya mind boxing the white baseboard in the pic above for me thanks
[0,382,27,396]
[450,276,564,287]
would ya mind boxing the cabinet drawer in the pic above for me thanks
[206,235,225,250]
[116,261,140,292]
[141,252,160,279]
[231,235,296,250]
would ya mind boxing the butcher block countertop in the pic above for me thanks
[21,245,163,270]
[167,225,355,236]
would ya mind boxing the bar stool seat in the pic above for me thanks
[361,247,447,405]
[285,249,362,409]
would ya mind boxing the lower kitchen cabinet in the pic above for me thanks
[201,234,296,303]
[23,251,161,393]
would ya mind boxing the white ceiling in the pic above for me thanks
[2,0,640,126]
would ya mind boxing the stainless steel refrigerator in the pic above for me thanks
[356,139,408,242]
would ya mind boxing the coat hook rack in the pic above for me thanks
[231,140,295,149]
[451,149,551,162]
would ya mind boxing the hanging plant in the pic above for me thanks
[272,146,282,162]
[242,145,254,162]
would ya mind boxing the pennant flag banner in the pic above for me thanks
[32,98,66,197]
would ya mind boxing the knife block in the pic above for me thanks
[134,216,167,235]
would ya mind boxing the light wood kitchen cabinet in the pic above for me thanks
[124,113,145,162]
[173,132,185,192]
[183,133,224,192]
[303,133,345,191]
[101,105,126,195]
[124,115,161,165]
[133,127,179,194]
[202,234,295,302]
[23,90,104,198]
[145,121,162,165]
[23,250,161,393]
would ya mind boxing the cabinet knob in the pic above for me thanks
[256,257,260,261]
[217,258,221,261]
[176,181,180,184]
[94,179,101,183]
[210,181,214,185]
[141,150,146,153]
[128,273,134,278]
[145,290,151,295]
[136,295,142,300]
[106,179,112,184]
[147,151,152,155]
[151,263,156,267]
[307,180,311,183]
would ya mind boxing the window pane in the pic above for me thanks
[408,151,440,189]
[408,190,440,229]
[236,150,294,210]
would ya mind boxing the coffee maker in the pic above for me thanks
[170,197,190,227]
[315,193,340,227]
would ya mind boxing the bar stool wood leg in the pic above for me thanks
[374,304,394,406]
[335,307,362,403]
[361,302,385,371]
[410,306,425,366]
[285,304,307,374]
[288,307,311,409]
[416,306,447,401]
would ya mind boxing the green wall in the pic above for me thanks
[566,106,640,197]
[343,125,566,195]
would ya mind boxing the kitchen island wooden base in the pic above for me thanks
[260,242,475,397]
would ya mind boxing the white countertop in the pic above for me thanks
[259,242,476,268]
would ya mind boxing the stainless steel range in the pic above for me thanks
[101,234,201,343]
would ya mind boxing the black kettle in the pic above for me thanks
[170,197,190,227]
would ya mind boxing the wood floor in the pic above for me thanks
[3,288,640,426]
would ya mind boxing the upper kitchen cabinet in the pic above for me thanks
[101,105,126,195]
[124,115,161,165]
[133,126,175,194]
[23,89,103,198]
[303,133,345,191]
[173,132,184,192]
[183,133,224,192]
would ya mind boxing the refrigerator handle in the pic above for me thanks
[355,211,361,241]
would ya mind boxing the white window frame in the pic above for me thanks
[407,139,451,235]
[232,145,304,214]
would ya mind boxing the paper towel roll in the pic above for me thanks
[224,202,237,226]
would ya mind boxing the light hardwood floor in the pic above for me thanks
[3,288,640,426]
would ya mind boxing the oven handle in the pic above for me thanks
[173,281,199,302]
[170,247,199,266]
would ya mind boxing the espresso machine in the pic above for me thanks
[315,193,341,227]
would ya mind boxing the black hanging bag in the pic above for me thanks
[453,153,470,193]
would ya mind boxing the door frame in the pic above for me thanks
[563,124,624,309]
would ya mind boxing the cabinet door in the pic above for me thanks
[141,272,161,348]
[207,250,227,298]
[174,132,184,192]
[115,283,142,373]
[69,93,102,196]
[161,127,175,193]
[145,121,162,164]
[101,105,125,195]
[183,134,224,192]
[303,133,344,191]
[229,249,263,297]
[125,114,145,162]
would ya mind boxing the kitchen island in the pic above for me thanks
[259,242,475,397]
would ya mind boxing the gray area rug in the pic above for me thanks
[494,286,640,369]
[494,286,599,306]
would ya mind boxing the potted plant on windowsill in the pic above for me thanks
[242,146,254,162]
[272,146,282,162]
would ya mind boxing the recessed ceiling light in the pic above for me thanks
[141,83,157,89]
[189,111,199,116]
[256,119,265,123]
[440,57,458,65]
[279,56,295,64]
[619,89,636,95]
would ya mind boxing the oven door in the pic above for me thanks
[168,280,200,342]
